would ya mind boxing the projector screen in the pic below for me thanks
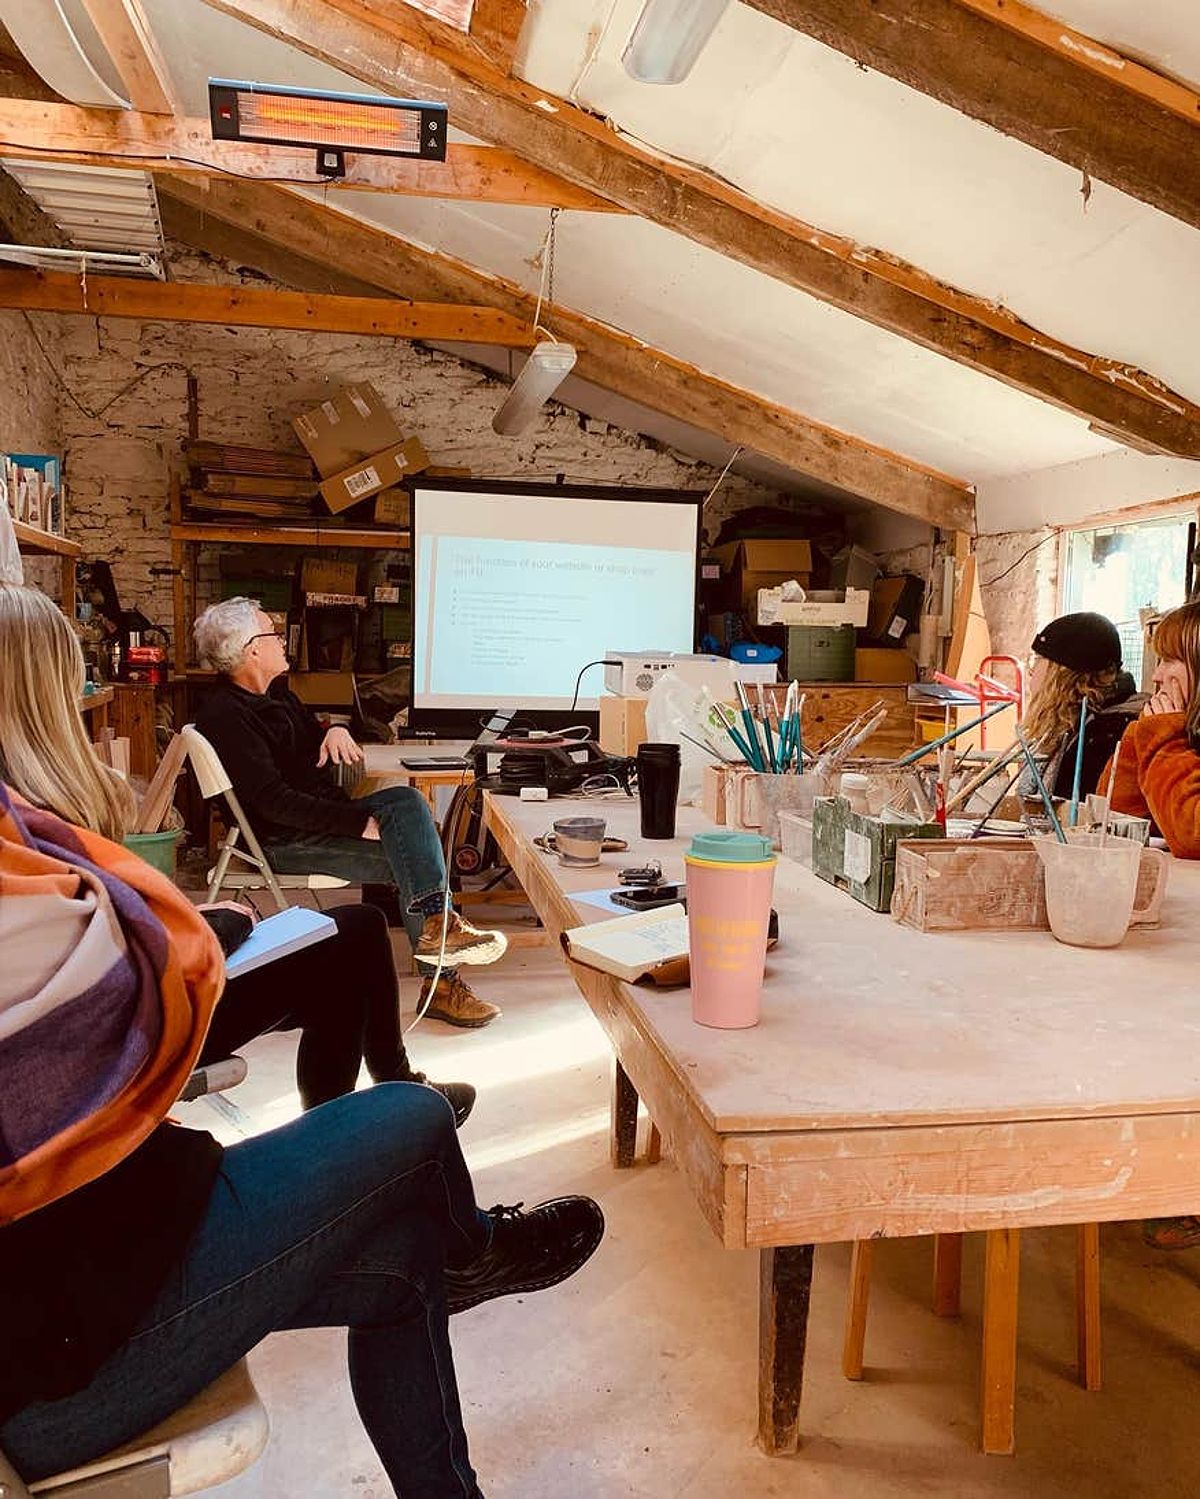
[411,482,700,725]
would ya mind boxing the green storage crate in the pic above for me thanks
[786,624,855,682]
[811,796,944,911]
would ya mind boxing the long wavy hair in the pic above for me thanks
[0,584,136,839]
[1151,600,1200,748]
[1022,657,1121,751]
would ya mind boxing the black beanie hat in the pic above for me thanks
[1031,612,1121,674]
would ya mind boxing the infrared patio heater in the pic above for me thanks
[208,78,448,178]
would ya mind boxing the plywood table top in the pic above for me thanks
[492,794,1200,1136]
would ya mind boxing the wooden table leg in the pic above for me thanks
[981,1227,1020,1455]
[757,1244,814,1455]
[933,1232,964,1317]
[1076,1223,1102,1391]
[842,1239,873,1380]
[612,1059,639,1169]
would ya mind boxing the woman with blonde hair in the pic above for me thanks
[0,582,135,838]
[1022,611,1140,798]
[0,581,474,1121]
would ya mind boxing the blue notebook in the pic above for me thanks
[224,906,338,980]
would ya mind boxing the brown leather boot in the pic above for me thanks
[415,910,508,971]
[420,971,501,1029]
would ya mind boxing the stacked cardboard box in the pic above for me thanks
[291,383,430,516]
[184,442,319,521]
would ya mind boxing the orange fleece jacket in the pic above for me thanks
[1106,711,1200,858]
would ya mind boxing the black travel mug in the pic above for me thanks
[636,742,682,840]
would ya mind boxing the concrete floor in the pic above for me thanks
[181,923,1200,1498]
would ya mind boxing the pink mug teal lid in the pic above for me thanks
[688,830,774,862]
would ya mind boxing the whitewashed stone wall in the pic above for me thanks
[35,245,800,635]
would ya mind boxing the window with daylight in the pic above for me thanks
[1062,511,1195,686]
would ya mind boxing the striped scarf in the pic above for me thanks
[0,784,224,1225]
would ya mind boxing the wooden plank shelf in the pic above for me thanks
[12,519,82,559]
[170,521,411,549]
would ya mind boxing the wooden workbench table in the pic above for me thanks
[485,792,1200,1456]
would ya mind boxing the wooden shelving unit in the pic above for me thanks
[168,513,411,674]
[13,519,81,615]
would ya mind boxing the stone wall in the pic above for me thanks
[37,246,807,639]
[976,528,1059,661]
[0,309,63,595]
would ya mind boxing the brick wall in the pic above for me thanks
[34,245,800,639]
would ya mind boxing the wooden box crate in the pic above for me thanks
[812,796,943,912]
[891,839,1047,931]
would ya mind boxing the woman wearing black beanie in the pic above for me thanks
[1023,611,1142,798]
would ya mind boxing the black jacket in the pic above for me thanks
[1049,673,1143,800]
[195,677,370,842]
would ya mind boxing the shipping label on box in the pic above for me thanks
[292,383,405,477]
[319,438,430,514]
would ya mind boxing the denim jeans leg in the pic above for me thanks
[1,1087,491,1495]
[362,787,450,945]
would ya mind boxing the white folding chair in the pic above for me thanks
[181,725,349,911]
[0,1360,268,1498]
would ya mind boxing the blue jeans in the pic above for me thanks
[2,1086,491,1497]
[266,787,447,944]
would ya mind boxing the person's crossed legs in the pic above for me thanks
[265,787,506,1028]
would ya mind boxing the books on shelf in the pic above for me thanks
[561,904,689,986]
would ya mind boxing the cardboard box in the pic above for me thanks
[855,647,917,684]
[292,384,404,478]
[867,574,924,644]
[714,539,813,611]
[758,587,870,628]
[319,438,430,514]
[598,695,649,756]
[301,557,358,594]
[373,487,411,527]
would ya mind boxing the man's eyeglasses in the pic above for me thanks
[247,631,285,646]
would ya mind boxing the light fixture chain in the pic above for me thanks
[547,207,559,315]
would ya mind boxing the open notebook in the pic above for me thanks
[225,906,338,980]
[561,904,689,986]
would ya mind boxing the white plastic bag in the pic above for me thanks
[0,492,24,586]
[644,671,714,806]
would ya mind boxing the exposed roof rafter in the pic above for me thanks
[197,0,1200,462]
[0,98,619,209]
[742,0,1200,229]
[156,174,977,530]
[0,263,536,342]
[79,0,180,114]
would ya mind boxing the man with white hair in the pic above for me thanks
[192,597,504,1028]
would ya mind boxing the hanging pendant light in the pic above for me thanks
[622,0,731,85]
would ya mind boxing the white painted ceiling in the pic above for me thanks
[7,0,1200,518]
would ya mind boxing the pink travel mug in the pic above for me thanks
[684,830,776,1029]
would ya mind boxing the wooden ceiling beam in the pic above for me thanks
[199,0,1200,462]
[0,98,618,209]
[743,0,1200,229]
[78,0,180,114]
[156,175,976,531]
[0,264,535,344]
[467,0,527,73]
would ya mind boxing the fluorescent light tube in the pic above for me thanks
[622,0,731,84]
[492,341,577,435]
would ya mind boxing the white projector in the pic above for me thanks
[603,652,776,699]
